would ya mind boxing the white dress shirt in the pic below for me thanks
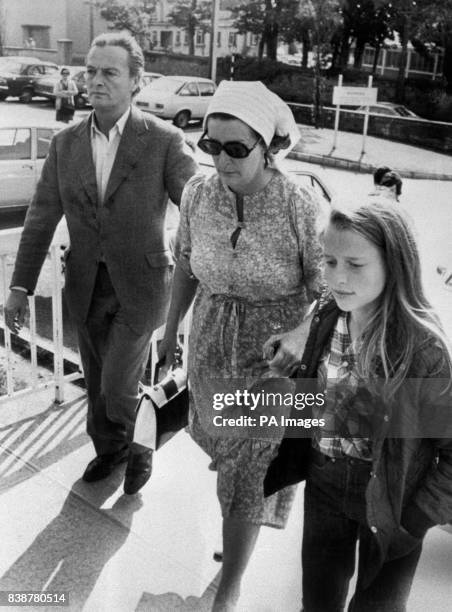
[90,106,131,205]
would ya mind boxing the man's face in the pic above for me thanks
[85,45,138,116]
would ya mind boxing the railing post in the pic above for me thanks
[50,244,65,403]
[1,255,14,396]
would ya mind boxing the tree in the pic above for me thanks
[97,0,157,49]
[412,0,452,86]
[374,0,429,101]
[167,0,212,56]
[298,0,342,127]
[233,0,301,60]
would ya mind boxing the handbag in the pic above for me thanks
[133,313,192,450]
[263,373,314,497]
[133,362,189,450]
[61,99,75,112]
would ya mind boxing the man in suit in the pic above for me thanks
[4,33,198,494]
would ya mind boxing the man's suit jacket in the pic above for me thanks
[11,106,198,334]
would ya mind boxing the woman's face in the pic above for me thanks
[323,224,387,323]
[206,117,267,194]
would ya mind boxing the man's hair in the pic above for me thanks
[89,32,144,81]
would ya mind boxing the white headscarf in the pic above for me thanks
[204,80,300,158]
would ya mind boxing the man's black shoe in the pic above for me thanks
[124,449,153,495]
[82,449,128,483]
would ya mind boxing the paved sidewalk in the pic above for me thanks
[0,385,451,611]
[289,125,452,180]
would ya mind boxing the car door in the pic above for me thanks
[197,81,215,119]
[0,127,35,211]
[177,81,201,117]
[36,127,59,176]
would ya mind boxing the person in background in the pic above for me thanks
[370,166,403,202]
[159,80,324,611]
[272,200,452,611]
[4,32,197,496]
[53,67,78,123]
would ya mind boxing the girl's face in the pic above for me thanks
[323,224,386,322]
[207,117,266,194]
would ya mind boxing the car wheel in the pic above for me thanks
[173,110,191,129]
[74,94,86,109]
[0,93,7,101]
[19,89,33,103]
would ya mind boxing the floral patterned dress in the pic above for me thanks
[177,170,323,527]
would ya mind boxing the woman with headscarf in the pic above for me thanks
[159,80,324,611]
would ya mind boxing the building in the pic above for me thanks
[149,0,259,59]
[0,0,257,64]
[359,44,444,81]
[1,0,106,62]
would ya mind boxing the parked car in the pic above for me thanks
[0,122,61,212]
[0,56,59,103]
[140,71,163,88]
[34,66,88,108]
[199,160,332,212]
[134,76,216,128]
[356,102,419,118]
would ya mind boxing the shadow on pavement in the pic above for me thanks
[0,478,142,610]
[0,396,87,493]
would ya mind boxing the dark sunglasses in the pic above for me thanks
[61,72,70,76]
[197,134,261,159]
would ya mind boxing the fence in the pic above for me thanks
[0,227,82,405]
[361,45,444,81]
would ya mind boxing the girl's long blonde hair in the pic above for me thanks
[328,201,452,397]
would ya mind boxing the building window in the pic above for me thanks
[22,25,50,49]
[228,32,237,47]
[217,31,222,47]
[184,31,189,45]
[250,34,258,46]
[175,31,181,46]
[196,30,205,46]
[151,31,158,46]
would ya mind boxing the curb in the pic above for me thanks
[287,150,452,181]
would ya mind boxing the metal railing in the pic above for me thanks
[0,226,82,404]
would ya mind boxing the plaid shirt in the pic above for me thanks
[313,310,373,461]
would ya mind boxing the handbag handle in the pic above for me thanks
[153,345,183,385]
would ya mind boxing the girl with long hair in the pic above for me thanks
[267,200,452,611]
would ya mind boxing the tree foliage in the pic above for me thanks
[96,0,157,48]
[167,0,212,56]
[233,0,302,60]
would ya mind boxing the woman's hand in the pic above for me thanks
[156,332,179,378]
[262,311,314,376]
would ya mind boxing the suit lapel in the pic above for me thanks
[73,116,98,207]
[103,107,150,207]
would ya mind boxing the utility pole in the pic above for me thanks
[209,0,219,82]
[84,0,95,45]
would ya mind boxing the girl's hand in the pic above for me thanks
[262,312,314,376]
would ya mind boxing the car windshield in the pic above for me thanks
[0,60,25,74]
[148,78,185,93]
[394,106,412,117]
